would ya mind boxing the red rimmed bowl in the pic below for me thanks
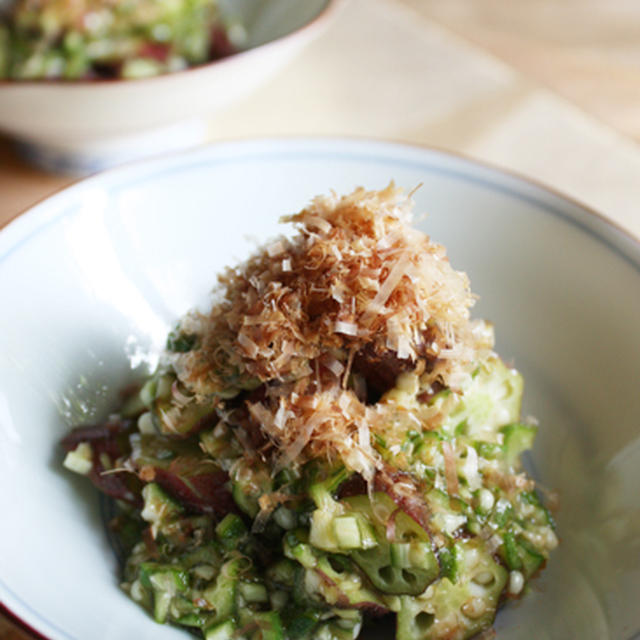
[0,138,638,639]
[0,0,340,173]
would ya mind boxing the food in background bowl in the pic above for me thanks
[0,0,242,80]
[61,185,557,639]
[0,1,337,172]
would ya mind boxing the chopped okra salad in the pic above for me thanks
[61,186,557,640]
[0,0,239,80]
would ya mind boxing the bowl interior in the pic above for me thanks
[0,139,638,640]
[222,0,332,49]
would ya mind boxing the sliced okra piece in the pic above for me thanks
[314,609,363,640]
[443,356,523,440]
[437,544,461,583]
[342,493,429,542]
[231,461,274,518]
[492,497,514,528]
[176,611,215,628]
[396,596,435,640]
[273,506,297,530]
[141,370,217,436]
[500,532,545,580]
[165,328,198,353]
[242,611,284,640]
[292,564,321,609]
[266,557,298,589]
[119,388,147,419]
[140,482,183,535]
[215,512,248,551]
[519,489,556,529]
[307,469,370,552]
[311,510,377,552]
[397,539,508,640]
[518,553,543,584]
[180,541,223,571]
[131,432,235,518]
[500,423,537,467]
[311,555,389,610]
[332,515,365,549]
[201,557,244,621]
[308,466,351,510]
[280,605,322,639]
[204,619,236,640]
[425,487,468,518]
[285,531,388,610]
[473,441,503,460]
[350,542,438,596]
[232,480,259,518]
[138,563,189,624]
[153,393,217,437]
[168,593,198,619]
[284,530,317,569]
[342,493,439,595]
[517,538,545,579]
[501,531,522,571]
[238,580,269,605]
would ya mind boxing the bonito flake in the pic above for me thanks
[169,184,494,479]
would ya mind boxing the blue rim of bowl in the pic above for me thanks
[0,0,343,89]
[0,137,639,640]
[2,136,639,266]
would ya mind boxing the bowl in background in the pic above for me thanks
[0,0,340,173]
[0,138,638,639]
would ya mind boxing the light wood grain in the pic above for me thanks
[0,615,34,640]
[0,138,75,229]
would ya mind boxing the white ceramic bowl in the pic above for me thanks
[0,138,639,640]
[0,0,338,173]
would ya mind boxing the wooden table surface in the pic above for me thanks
[2,0,640,637]
[2,0,640,239]
[0,617,29,640]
